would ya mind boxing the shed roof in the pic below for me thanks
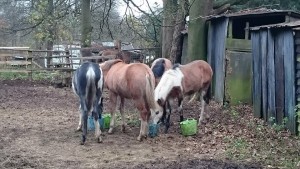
[250,20,300,31]
[207,8,300,21]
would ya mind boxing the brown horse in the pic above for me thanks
[100,49,144,64]
[150,58,173,86]
[100,59,159,141]
[151,60,213,132]
[100,49,119,62]
[115,51,144,64]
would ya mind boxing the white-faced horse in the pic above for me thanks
[151,60,213,132]
[150,58,173,128]
[72,61,104,145]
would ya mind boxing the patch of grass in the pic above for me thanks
[0,71,60,81]
[230,109,239,119]
[223,107,300,168]
[0,72,28,80]
[225,137,251,160]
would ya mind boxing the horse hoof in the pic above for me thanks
[121,125,126,133]
[108,128,113,134]
[80,141,85,145]
[137,136,142,141]
[76,128,82,132]
[97,137,102,143]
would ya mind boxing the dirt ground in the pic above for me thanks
[0,79,267,169]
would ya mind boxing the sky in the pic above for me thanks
[117,0,163,16]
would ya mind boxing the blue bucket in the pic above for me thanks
[148,123,159,138]
[88,115,104,131]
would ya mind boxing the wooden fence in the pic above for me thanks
[0,46,159,86]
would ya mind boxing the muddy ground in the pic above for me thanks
[0,79,279,169]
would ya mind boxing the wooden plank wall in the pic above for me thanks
[283,30,296,134]
[251,29,297,135]
[207,18,229,103]
[260,31,268,121]
[251,32,262,118]
[267,30,276,124]
[274,32,285,124]
[294,30,300,134]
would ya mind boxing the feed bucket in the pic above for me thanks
[88,115,104,131]
[102,114,111,129]
[180,118,197,136]
[148,123,159,137]
[88,115,95,130]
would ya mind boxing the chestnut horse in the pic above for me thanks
[150,58,173,86]
[100,59,159,141]
[151,60,213,132]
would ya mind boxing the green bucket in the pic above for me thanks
[102,114,111,129]
[180,118,197,136]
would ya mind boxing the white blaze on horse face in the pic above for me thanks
[151,107,163,124]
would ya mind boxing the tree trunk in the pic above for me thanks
[46,0,54,68]
[169,0,188,63]
[187,0,213,62]
[81,0,92,48]
[162,0,177,58]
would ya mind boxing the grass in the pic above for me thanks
[0,71,61,81]
[224,107,300,169]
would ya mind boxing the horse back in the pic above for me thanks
[180,60,213,94]
[106,62,154,99]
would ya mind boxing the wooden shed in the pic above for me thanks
[206,9,300,105]
[250,21,300,135]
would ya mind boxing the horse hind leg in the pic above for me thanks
[188,92,199,103]
[91,111,102,142]
[198,91,207,126]
[119,97,126,132]
[76,105,82,132]
[108,92,118,134]
[92,98,102,143]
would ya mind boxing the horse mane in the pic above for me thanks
[101,59,123,71]
[172,63,181,69]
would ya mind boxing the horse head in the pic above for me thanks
[151,68,184,124]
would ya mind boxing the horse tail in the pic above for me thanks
[85,66,97,112]
[144,74,157,110]
[203,84,211,104]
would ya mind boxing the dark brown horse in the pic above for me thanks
[100,59,159,141]
[115,51,144,64]
[151,60,213,132]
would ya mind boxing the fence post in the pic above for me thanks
[28,50,33,80]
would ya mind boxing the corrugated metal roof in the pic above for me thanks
[207,8,300,20]
[250,20,300,30]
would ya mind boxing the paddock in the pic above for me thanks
[0,79,299,168]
